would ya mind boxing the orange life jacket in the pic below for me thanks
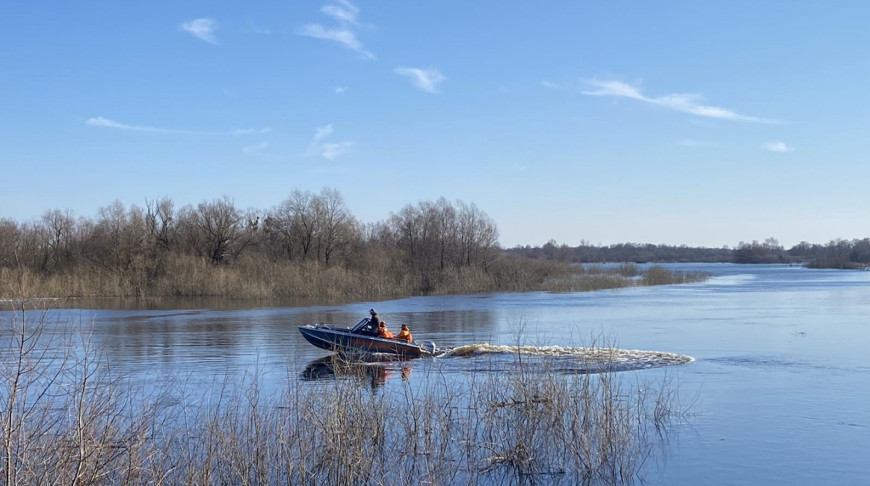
[378,328,394,339]
[395,329,412,342]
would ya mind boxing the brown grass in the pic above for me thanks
[2,255,708,303]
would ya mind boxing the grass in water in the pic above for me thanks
[0,305,690,485]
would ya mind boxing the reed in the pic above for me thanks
[1,251,708,301]
[0,306,687,485]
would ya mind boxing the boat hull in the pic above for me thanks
[299,324,428,358]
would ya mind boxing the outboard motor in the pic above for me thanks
[420,340,437,355]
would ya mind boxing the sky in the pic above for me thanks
[2,1,869,249]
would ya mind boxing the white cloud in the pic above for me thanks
[181,18,218,44]
[297,24,374,59]
[86,117,174,133]
[85,117,270,136]
[322,0,359,25]
[314,124,334,142]
[297,1,374,59]
[335,86,349,94]
[540,80,559,89]
[309,124,353,160]
[765,141,794,152]
[394,67,446,93]
[680,138,716,148]
[86,117,128,129]
[242,142,269,154]
[583,79,778,123]
[320,142,355,160]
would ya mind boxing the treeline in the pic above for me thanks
[510,237,870,269]
[714,238,870,268]
[511,240,733,263]
[0,189,573,300]
[785,239,870,269]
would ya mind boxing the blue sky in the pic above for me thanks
[2,1,868,248]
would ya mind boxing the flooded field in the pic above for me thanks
[3,263,869,484]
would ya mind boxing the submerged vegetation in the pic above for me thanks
[0,306,688,485]
[0,190,707,301]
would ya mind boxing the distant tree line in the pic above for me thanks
[787,238,870,269]
[510,240,733,263]
[0,189,563,300]
[509,237,870,269]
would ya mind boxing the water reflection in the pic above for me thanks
[301,355,413,389]
[74,306,503,376]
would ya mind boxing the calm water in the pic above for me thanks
[6,263,870,485]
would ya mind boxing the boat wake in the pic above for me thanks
[437,343,693,373]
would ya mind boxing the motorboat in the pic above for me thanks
[298,318,436,358]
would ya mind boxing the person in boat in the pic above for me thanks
[369,309,382,327]
[377,321,394,339]
[395,323,413,343]
[358,309,382,335]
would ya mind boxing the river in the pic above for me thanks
[4,263,869,485]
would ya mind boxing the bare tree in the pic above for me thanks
[262,210,296,262]
[456,201,499,268]
[85,200,147,273]
[390,198,499,272]
[434,197,458,270]
[38,209,76,272]
[268,190,320,262]
[0,219,18,269]
[316,188,358,265]
[145,197,175,252]
[391,204,423,268]
[195,196,243,264]
[229,208,262,260]
[289,190,319,261]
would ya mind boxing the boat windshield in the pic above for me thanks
[350,318,372,333]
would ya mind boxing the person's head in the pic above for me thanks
[369,309,376,316]
[401,324,408,330]
[379,321,385,328]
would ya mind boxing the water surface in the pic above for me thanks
[5,263,869,485]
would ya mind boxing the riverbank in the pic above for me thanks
[1,258,708,302]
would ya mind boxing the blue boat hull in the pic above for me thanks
[298,324,429,357]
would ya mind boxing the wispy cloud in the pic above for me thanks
[242,142,269,154]
[230,127,273,136]
[298,25,373,59]
[297,0,374,59]
[320,142,354,160]
[85,117,271,136]
[181,18,218,44]
[583,79,777,123]
[243,21,272,35]
[322,0,360,25]
[335,86,349,94]
[765,141,794,152]
[680,138,717,148]
[540,80,559,89]
[394,67,446,93]
[309,124,353,160]
[314,124,334,142]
